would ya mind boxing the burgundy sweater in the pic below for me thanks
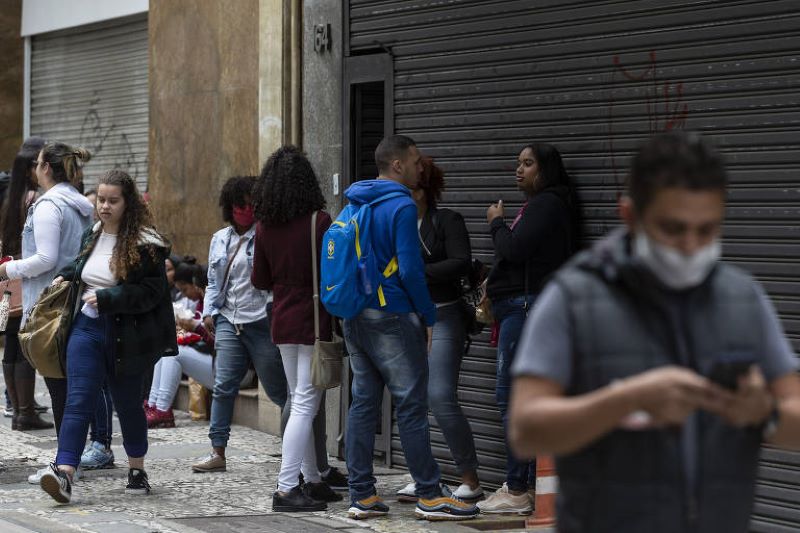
[251,212,333,345]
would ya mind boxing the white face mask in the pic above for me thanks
[633,230,721,290]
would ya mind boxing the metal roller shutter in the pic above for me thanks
[348,0,800,525]
[30,14,149,192]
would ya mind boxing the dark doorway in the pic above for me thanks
[339,53,394,465]
[343,54,393,188]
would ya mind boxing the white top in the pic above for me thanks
[81,232,119,305]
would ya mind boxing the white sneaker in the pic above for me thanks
[28,465,81,484]
[453,483,484,501]
[396,481,417,502]
[476,483,532,515]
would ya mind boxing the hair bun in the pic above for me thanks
[182,255,197,265]
[73,147,92,163]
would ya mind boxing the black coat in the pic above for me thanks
[420,207,472,303]
[487,187,574,301]
[58,224,178,377]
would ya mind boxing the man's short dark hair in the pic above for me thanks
[628,131,727,212]
[375,135,417,174]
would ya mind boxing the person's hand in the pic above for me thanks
[708,366,774,427]
[177,317,198,332]
[52,276,64,286]
[621,366,732,427]
[84,294,98,308]
[427,326,433,354]
[486,200,504,224]
[203,315,216,334]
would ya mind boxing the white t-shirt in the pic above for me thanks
[81,232,118,315]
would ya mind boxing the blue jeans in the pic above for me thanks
[209,314,287,448]
[56,313,147,467]
[429,303,479,474]
[89,385,114,447]
[493,295,537,492]
[344,308,441,501]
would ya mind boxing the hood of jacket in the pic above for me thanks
[89,221,170,251]
[344,178,412,206]
[38,182,94,218]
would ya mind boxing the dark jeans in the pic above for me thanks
[493,295,537,492]
[344,308,441,502]
[429,303,479,474]
[90,385,114,448]
[56,313,147,467]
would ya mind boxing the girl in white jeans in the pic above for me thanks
[251,146,339,512]
[147,263,214,427]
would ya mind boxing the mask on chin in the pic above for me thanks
[232,204,255,229]
[633,231,721,290]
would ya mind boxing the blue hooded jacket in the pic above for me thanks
[344,179,436,327]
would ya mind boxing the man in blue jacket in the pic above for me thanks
[343,135,478,521]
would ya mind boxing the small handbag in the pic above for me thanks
[18,280,76,379]
[0,245,23,323]
[310,211,345,390]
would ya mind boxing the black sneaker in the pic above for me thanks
[272,485,327,512]
[126,468,151,495]
[321,467,348,491]
[303,481,343,502]
[39,463,72,504]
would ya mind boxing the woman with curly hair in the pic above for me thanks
[38,169,177,503]
[395,157,484,502]
[252,146,340,512]
[191,175,288,474]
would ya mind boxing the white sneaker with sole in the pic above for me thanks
[453,483,484,501]
[476,483,532,515]
[396,482,417,502]
[29,465,81,484]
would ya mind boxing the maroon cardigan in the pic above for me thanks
[251,211,333,345]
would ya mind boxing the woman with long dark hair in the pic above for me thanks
[0,141,95,442]
[395,157,484,502]
[37,169,177,503]
[0,136,52,431]
[252,146,340,511]
[478,143,578,514]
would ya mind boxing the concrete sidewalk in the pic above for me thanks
[0,367,550,533]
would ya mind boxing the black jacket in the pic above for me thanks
[58,224,178,377]
[487,186,574,301]
[420,208,471,303]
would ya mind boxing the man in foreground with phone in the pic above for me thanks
[509,131,800,533]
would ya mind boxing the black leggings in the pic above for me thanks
[44,377,67,436]
[2,316,23,365]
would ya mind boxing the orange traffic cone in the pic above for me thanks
[526,455,557,528]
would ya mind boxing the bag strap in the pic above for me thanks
[221,231,246,293]
[311,211,320,342]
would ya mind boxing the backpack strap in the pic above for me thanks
[367,190,408,307]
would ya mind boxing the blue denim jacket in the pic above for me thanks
[20,184,93,324]
[203,225,270,321]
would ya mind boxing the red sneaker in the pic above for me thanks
[150,408,175,429]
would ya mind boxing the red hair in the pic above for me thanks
[419,156,445,208]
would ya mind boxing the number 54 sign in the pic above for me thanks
[314,23,331,53]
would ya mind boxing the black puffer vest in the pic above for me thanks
[552,229,765,533]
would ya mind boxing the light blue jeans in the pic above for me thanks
[208,315,287,448]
